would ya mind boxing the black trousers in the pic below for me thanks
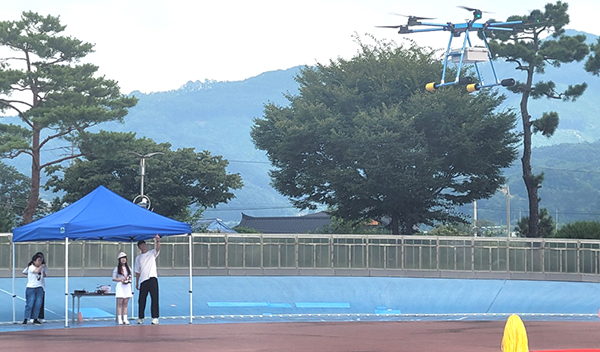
[138,277,159,319]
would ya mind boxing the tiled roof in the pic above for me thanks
[237,212,331,234]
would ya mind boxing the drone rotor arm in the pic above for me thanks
[406,27,447,34]
[485,26,520,32]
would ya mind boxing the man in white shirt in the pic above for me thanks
[135,234,161,325]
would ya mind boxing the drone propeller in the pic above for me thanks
[457,6,492,13]
[377,13,436,30]
[457,6,493,21]
[388,13,436,21]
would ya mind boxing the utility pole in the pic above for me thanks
[506,185,511,238]
[473,200,478,237]
[501,185,511,238]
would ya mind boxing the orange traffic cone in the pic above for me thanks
[77,311,83,323]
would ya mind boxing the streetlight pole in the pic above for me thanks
[129,151,163,209]
[500,185,512,238]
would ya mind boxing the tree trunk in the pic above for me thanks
[391,214,400,235]
[520,69,539,238]
[22,126,41,225]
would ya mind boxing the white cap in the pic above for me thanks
[117,252,127,259]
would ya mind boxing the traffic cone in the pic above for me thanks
[501,314,529,352]
[77,311,83,323]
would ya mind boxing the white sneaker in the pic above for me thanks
[151,318,159,325]
[123,318,130,325]
[137,318,144,324]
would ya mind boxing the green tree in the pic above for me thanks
[484,2,600,237]
[251,37,520,235]
[428,225,466,237]
[320,215,390,235]
[554,221,600,239]
[514,208,555,237]
[45,131,243,223]
[0,161,29,231]
[0,12,138,224]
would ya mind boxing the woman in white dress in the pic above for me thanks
[112,252,133,325]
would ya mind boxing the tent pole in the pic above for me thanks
[131,240,136,319]
[11,236,15,323]
[188,233,193,324]
[65,237,69,328]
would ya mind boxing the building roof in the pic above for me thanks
[195,218,236,233]
[237,212,331,234]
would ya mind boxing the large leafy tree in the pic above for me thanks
[0,12,138,224]
[45,131,243,223]
[0,162,29,231]
[251,38,520,235]
[484,1,600,237]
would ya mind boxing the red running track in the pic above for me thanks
[1,320,600,351]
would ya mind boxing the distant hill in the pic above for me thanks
[5,31,600,226]
[470,140,600,226]
[94,67,304,223]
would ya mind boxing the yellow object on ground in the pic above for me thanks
[502,314,529,352]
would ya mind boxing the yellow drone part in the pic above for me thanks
[425,82,436,92]
[466,84,478,93]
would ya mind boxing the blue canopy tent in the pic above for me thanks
[12,185,192,327]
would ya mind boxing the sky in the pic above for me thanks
[4,0,600,94]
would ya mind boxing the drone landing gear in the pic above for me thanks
[466,78,515,93]
[425,82,437,92]
[425,76,475,92]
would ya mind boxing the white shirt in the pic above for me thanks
[135,249,159,284]
[24,264,46,289]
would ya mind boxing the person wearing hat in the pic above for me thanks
[135,233,161,325]
[112,251,133,325]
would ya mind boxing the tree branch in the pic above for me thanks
[544,92,562,100]
[6,149,33,159]
[40,153,84,169]
[39,128,77,149]
[506,58,529,71]
[0,98,33,109]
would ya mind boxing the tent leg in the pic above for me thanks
[189,233,193,324]
[12,237,15,323]
[131,241,136,320]
[65,237,69,328]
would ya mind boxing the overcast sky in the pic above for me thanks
[5,0,600,94]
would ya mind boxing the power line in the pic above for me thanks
[204,205,297,212]
[228,160,270,164]
[537,166,600,174]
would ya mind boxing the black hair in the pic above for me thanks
[27,252,44,267]
[34,252,45,264]
[117,257,131,277]
[137,240,146,247]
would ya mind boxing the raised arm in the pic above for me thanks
[154,233,161,253]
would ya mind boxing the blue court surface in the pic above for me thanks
[2,276,600,332]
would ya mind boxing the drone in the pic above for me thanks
[377,6,539,92]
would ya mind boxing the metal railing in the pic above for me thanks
[3,233,600,282]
